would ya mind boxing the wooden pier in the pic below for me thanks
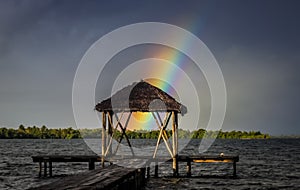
[31,154,238,189]
[32,154,239,178]
[29,164,146,190]
[31,81,241,189]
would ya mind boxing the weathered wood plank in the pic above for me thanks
[29,165,144,190]
[32,155,100,162]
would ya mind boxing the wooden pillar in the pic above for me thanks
[49,161,52,177]
[38,161,42,177]
[44,161,47,177]
[138,167,146,187]
[186,160,191,177]
[172,111,178,176]
[89,159,95,170]
[108,112,113,156]
[175,113,178,158]
[101,112,106,167]
[155,161,158,177]
[233,161,237,177]
[146,166,150,179]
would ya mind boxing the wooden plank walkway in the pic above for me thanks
[32,154,239,178]
[29,164,146,190]
[31,154,238,189]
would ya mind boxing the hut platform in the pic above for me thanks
[32,154,239,178]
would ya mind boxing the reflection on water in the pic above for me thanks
[0,139,299,189]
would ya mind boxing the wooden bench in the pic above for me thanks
[179,155,239,177]
[144,155,239,177]
[32,155,101,177]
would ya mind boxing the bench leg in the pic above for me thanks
[89,160,95,170]
[233,162,237,177]
[39,161,42,177]
[187,161,191,177]
[44,161,47,177]
[49,161,52,177]
[154,161,159,177]
[146,166,150,179]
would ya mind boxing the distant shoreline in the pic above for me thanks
[0,125,275,139]
[2,125,299,139]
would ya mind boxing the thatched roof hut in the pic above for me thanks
[96,81,184,176]
[95,81,187,115]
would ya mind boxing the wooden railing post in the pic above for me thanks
[172,111,178,176]
[101,112,106,167]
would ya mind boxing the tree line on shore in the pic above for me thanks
[0,125,81,139]
[0,125,270,139]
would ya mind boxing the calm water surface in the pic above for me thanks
[0,139,299,189]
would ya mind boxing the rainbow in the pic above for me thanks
[121,46,190,131]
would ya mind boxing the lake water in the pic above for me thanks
[0,139,299,189]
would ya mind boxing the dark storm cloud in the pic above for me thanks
[0,0,299,135]
[218,46,300,135]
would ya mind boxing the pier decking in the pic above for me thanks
[32,154,239,178]
[31,154,238,189]
[29,164,146,190]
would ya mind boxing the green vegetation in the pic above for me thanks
[115,129,269,139]
[0,125,81,139]
[0,125,270,139]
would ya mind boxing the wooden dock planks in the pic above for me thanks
[29,164,146,190]
[32,154,239,181]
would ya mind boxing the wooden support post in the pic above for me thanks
[49,161,52,177]
[187,161,191,177]
[155,161,158,177]
[108,112,113,155]
[138,167,146,187]
[102,112,106,167]
[114,113,128,153]
[153,128,163,158]
[104,112,117,156]
[38,161,42,177]
[152,112,173,158]
[176,113,179,176]
[89,159,95,170]
[153,113,171,158]
[44,161,47,177]
[175,113,178,158]
[233,161,237,177]
[146,166,150,179]
[114,112,134,156]
[172,111,178,177]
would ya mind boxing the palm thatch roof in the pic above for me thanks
[95,81,187,115]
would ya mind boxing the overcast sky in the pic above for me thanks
[0,0,299,135]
